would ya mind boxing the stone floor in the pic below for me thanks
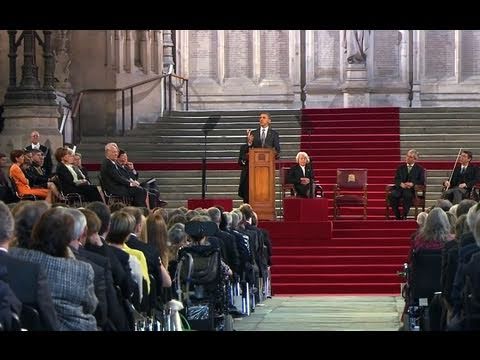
[232,295,405,331]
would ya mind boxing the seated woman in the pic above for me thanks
[287,151,314,198]
[54,147,104,203]
[9,149,53,203]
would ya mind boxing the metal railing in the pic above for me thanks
[70,73,189,144]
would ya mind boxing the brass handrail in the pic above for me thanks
[71,73,189,144]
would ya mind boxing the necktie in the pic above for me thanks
[261,129,266,147]
[407,165,412,174]
[74,166,85,180]
[461,166,465,174]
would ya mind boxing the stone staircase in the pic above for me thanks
[79,110,301,211]
[78,107,480,213]
[400,107,480,209]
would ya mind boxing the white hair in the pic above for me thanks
[416,211,428,227]
[296,151,310,163]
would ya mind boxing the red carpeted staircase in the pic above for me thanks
[264,220,416,295]
[267,107,417,295]
[302,107,401,219]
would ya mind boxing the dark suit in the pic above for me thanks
[389,163,425,219]
[24,144,53,176]
[0,169,15,203]
[287,164,314,198]
[0,264,22,331]
[77,246,130,331]
[118,165,159,208]
[237,144,251,203]
[0,251,59,330]
[251,127,280,158]
[100,158,147,207]
[78,166,90,182]
[443,164,478,204]
[71,246,108,329]
[84,240,134,301]
[25,164,49,188]
[56,162,103,202]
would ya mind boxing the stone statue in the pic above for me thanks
[342,30,370,64]
[53,30,72,94]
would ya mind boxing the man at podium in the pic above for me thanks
[249,112,281,158]
[238,112,282,203]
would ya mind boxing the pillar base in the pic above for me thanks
[0,104,62,159]
[342,64,370,107]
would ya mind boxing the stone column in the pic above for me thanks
[1,30,62,156]
[163,30,174,73]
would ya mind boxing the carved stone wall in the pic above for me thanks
[179,30,295,109]
[3,30,480,137]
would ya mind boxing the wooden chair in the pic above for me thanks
[280,167,296,198]
[333,169,367,219]
[385,171,427,219]
[279,167,295,216]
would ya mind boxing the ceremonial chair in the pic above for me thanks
[333,169,367,219]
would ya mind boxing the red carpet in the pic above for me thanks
[83,107,427,295]
[262,219,417,295]
[265,107,416,295]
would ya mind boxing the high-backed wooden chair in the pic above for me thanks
[385,171,427,219]
[333,168,367,219]
[279,167,295,216]
[280,167,296,199]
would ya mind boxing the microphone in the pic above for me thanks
[308,160,315,198]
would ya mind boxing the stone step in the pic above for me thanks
[400,126,480,134]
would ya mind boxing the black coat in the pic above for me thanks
[287,164,314,197]
[394,163,425,188]
[0,251,59,330]
[450,164,478,190]
[238,144,251,202]
[100,158,132,197]
[24,144,53,176]
[251,127,280,158]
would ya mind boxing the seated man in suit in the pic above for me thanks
[116,149,167,208]
[100,142,149,208]
[287,151,314,198]
[389,149,426,220]
[24,130,53,177]
[443,150,479,205]
[72,152,90,182]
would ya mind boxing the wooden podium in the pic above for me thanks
[249,148,276,220]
